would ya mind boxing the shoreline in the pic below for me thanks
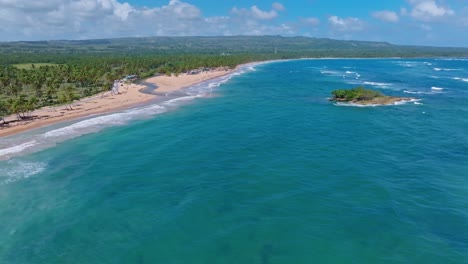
[0,67,234,138]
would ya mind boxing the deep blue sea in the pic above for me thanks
[1,58,468,263]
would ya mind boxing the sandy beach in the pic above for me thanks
[0,68,232,138]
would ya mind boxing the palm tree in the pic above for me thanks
[0,100,8,124]
[8,79,22,98]
[59,85,76,110]
[8,96,28,120]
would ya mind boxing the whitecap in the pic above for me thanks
[394,99,421,105]
[403,90,426,94]
[320,70,340,75]
[434,68,460,72]
[453,77,468,82]
[395,61,418,67]
[403,89,443,95]
[431,87,444,91]
[363,81,391,87]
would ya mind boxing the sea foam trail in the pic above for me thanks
[335,99,421,107]
[0,63,258,160]
[0,160,47,185]
[434,68,460,72]
[363,81,391,88]
[431,87,444,91]
[0,141,38,157]
[453,77,468,82]
[403,86,446,95]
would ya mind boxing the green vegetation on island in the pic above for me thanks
[330,87,412,105]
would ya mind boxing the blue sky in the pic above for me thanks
[0,0,467,47]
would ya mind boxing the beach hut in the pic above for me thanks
[112,81,120,95]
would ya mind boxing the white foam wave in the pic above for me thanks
[335,102,381,107]
[0,141,38,158]
[185,71,243,96]
[403,90,426,94]
[320,70,340,75]
[208,82,219,88]
[335,98,420,107]
[434,68,460,72]
[0,161,47,185]
[161,96,197,107]
[363,81,391,87]
[403,89,444,95]
[395,61,418,67]
[431,87,444,91]
[43,113,130,138]
[394,99,421,105]
[453,77,468,82]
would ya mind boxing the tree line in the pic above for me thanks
[0,53,285,123]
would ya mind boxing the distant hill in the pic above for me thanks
[1,36,467,58]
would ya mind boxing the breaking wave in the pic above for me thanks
[363,81,392,88]
[335,99,421,107]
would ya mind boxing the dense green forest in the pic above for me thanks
[331,87,384,102]
[1,36,468,123]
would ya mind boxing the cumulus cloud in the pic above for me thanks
[407,0,454,21]
[231,3,285,20]
[300,17,320,26]
[372,11,399,23]
[328,16,364,31]
[272,2,285,11]
[251,5,278,20]
[0,0,294,41]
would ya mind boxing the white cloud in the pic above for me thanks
[0,0,294,41]
[407,0,454,21]
[232,3,285,20]
[272,2,285,12]
[251,5,278,20]
[300,17,320,26]
[372,11,399,23]
[328,16,364,31]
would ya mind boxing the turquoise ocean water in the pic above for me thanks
[1,59,468,263]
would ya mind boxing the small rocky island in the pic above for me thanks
[330,87,414,105]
